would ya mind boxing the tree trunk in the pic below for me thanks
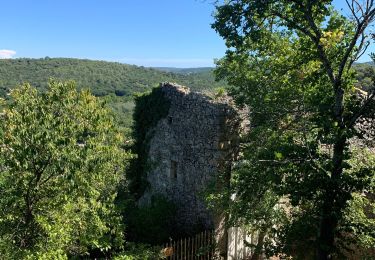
[317,86,347,260]
[317,136,346,259]
[251,231,266,260]
[317,205,338,260]
[21,191,35,249]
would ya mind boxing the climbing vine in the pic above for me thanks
[128,86,171,198]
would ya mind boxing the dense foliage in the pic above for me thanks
[0,81,129,258]
[211,0,375,259]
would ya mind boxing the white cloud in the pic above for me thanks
[0,50,16,59]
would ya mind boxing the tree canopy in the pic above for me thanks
[211,0,375,259]
[0,80,129,258]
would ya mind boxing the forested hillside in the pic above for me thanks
[353,62,375,91]
[0,58,372,130]
[0,58,225,97]
[0,58,227,129]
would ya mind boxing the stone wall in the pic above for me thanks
[138,82,248,239]
[352,90,375,150]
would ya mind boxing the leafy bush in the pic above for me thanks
[0,80,129,258]
[125,195,177,245]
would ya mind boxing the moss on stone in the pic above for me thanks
[128,86,171,198]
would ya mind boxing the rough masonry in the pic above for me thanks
[138,82,248,239]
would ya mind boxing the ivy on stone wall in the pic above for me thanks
[128,86,171,198]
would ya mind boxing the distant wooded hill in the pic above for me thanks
[0,58,227,130]
[154,67,214,74]
[0,58,373,129]
[0,58,225,98]
[353,62,375,91]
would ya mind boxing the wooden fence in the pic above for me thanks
[161,230,215,259]
[227,226,254,260]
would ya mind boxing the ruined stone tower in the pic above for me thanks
[137,82,248,253]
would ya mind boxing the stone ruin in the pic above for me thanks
[138,82,248,254]
[353,90,375,150]
[135,82,374,258]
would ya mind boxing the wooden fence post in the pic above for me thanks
[160,230,216,260]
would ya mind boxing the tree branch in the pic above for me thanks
[303,3,337,85]
[338,1,375,81]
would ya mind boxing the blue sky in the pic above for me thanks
[0,0,373,67]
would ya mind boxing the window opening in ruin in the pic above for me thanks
[168,116,173,124]
[170,160,178,179]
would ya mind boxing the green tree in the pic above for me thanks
[0,80,129,258]
[211,0,375,259]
